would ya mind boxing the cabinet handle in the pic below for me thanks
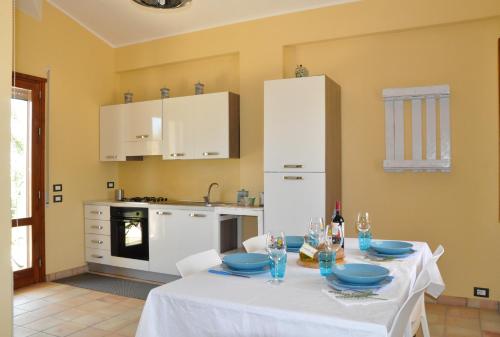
[284,176,303,180]
[136,135,149,139]
[202,152,219,156]
[90,211,103,215]
[91,225,104,230]
[91,240,104,244]
[284,164,303,169]
[105,155,117,159]
[156,211,172,215]
[189,213,206,218]
[170,153,185,157]
[91,254,103,259]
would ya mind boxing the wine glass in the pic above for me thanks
[356,211,372,251]
[308,217,325,248]
[325,221,344,254]
[266,232,287,285]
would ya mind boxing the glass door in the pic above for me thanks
[11,73,45,289]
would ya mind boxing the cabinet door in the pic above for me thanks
[149,209,214,275]
[264,172,325,236]
[124,100,163,156]
[264,76,326,172]
[100,105,125,161]
[193,93,229,159]
[162,96,195,160]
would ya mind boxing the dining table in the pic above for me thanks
[136,238,444,337]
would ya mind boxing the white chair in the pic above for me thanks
[411,245,445,337]
[175,249,222,278]
[242,234,267,253]
[389,269,432,337]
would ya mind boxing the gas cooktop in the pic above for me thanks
[122,196,168,203]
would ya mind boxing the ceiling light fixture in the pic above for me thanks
[132,0,191,9]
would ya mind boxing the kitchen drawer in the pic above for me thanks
[85,219,111,236]
[84,205,110,220]
[85,234,111,251]
[85,248,110,265]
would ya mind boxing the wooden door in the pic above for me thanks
[11,73,46,289]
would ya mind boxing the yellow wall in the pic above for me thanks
[15,1,118,274]
[0,1,13,335]
[114,0,500,300]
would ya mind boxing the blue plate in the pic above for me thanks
[222,253,269,271]
[370,241,413,255]
[221,264,268,275]
[326,274,393,291]
[367,248,415,259]
[286,236,304,248]
[332,263,390,285]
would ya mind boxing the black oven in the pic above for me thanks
[110,207,149,261]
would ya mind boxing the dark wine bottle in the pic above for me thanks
[331,201,344,249]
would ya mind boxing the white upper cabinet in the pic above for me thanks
[264,76,327,172]
[100,104,125,161]
[124,100,163,156]
[163,92,239,160]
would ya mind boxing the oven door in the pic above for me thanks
[111,218,149,261]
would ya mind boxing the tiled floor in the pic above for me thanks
[13,282,500,337]
[14,282,144,337]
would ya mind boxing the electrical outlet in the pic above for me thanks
[107,181,115,189]
[53,184,62,192]
[53,195,63,203]
[474,287,489,298]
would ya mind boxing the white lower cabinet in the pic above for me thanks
[85,247,111,265]
[264,172,326,236]
[149,208,215,275]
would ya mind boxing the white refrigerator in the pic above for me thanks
[264,75,341,235]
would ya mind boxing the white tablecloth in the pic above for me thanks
[136,239,444,337]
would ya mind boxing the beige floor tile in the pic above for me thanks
[16,299,53,312]
[72,312,108,326]
[28,333,56,337]
[116,308,142,321]
[81,291,108,301]
[14,296,35,306]
[120,298,145,308]
[429,323,445,337]
[445,324,482,337]
[75,300,112,312]
[43,322,86,337]
[14,311,52,326]
[481,308,500,322]
[426,303,448,315]
[482,320,500,333]
[54,308,89,322]
[57,296,93,308]
[93,316,132,332]
[446,306,479,319]
[97,294,127,304]
[95,304,131,317]
[65,327,110,337]
[31,303,68,316]
[24,317,65,331]
[446,315,480,330]
[13,326,37,337]
[14,307,29,317]
[116,321,139,337]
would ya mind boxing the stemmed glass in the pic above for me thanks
[266,232,286,285]
[356,212,372,251]
[320,221,344,276]
[308,217,325,248]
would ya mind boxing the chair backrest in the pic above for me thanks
[176,249,222,278]
[432,245,444,262]
[243,234,267,253]
[389,269,431,337]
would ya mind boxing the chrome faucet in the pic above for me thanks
[203,182,219,206]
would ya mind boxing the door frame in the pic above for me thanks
[11,72,46,288]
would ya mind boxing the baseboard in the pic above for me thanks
[425,294,500,311]
[45,265,88,282]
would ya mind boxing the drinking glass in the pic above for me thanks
[266,232,287,285]
[320,221,344,276]
[308,217,325,248]
[356,212,372,251]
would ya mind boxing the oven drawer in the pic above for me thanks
[85,205,110,220]
[85,248,110,264]
[85,234,110,251]
[85,219,111,236]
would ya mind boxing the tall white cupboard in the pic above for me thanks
[264,75,341,235]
